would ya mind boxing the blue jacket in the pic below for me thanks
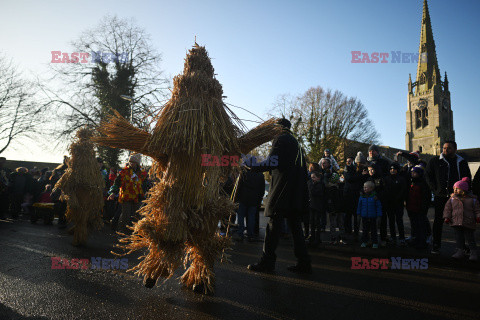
[356,192,382,218]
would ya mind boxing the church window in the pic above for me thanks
[415,110,422,128]
[419,146,423,153]
[415,107,428,129]
[422,108,428,126]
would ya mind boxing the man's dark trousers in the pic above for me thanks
[263,214,310,265]
[433,196,449,248]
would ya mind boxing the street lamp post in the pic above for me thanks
[120,95,134,123]
[120,95,134,156]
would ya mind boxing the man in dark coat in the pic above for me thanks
[247,119,311,274]
[343,157,362,236]
[384,162,408,245]
[234,170,265,241]
[9,167,34,218]
[367,145,391,177]
[425,141,471,254]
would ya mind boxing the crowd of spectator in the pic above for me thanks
[1,138,480,264]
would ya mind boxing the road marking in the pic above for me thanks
[218,263,479,320]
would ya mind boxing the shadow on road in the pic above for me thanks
[0,302,49,320]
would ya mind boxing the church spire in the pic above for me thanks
[444,71,449,91]
[415,0,441,94]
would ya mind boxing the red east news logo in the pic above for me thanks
[351,257,428,270]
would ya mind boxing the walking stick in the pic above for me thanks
[220,173,241,263]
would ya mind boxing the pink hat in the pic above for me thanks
[453,177,470,192]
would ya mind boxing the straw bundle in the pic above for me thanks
[94,111,169,169]
[54,128,105,246]
[95,44,281,293]
[238,118,282,154]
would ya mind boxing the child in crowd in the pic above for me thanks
[307,171,324,246]
[318,158,333,232]
[320,158,343,244]
[443,177,480,261]
[305,163,321,239]
[367,164,387,246]
[357,181,382,248]
[406,166,431,249]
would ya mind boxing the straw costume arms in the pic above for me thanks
[93,110,169,167]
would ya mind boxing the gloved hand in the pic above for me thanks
[444,218,451,224]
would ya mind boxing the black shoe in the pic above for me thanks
[143,277,156,288]
[247,261,275,273]
[287,263,312,274]
[431,245,441,255]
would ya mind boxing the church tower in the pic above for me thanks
[406,0,454,155]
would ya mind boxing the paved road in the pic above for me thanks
[0,214,479,320]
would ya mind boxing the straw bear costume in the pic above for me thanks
[94,44,281,293]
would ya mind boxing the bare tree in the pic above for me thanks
[40,15,170,166]
[0,55,40,154]
[271,86,380,163]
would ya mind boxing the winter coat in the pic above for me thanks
[109,166,148,203]
[39,192,52,203]
[9,172,34,196]
[426,154,471,198]
[343,164,362,196]
[472,167,480,199]
[384,174,407,207]
[367,155,391,177]
[401,164,415,184]
[366,174,386,204]
[251,131,309,218]
[221,175,235,197]
[307,179,324,211]
[236,170,265,207]
[108,173,117,187]
[443,194,480,230]
[406,177,431,215]
[0,167,11,193]
[356,192,382,218]
[319,167,340,212]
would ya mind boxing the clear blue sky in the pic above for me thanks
[1,0,479,162]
